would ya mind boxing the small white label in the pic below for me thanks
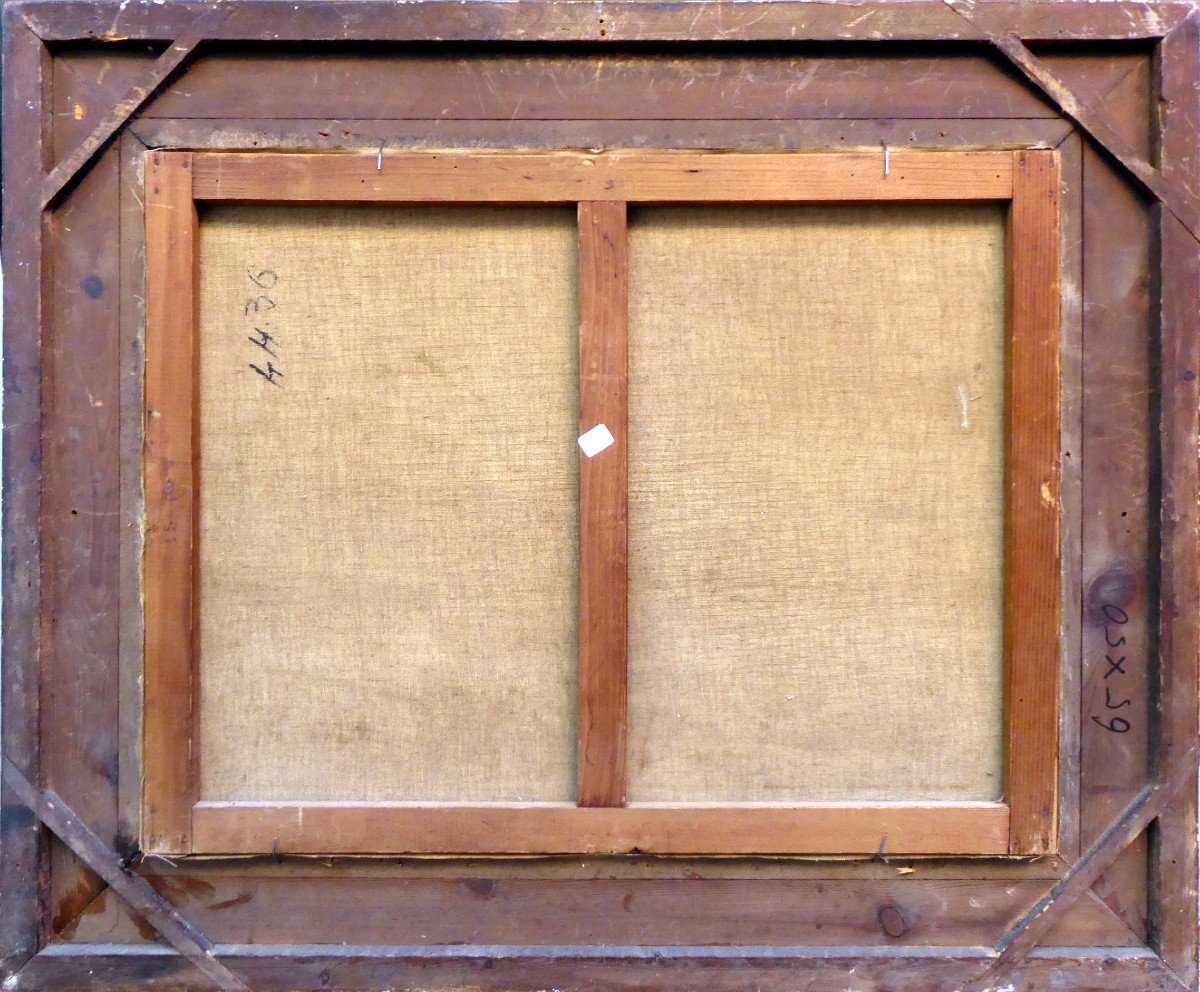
[578,423,615,458]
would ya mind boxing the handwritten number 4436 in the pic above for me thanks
[244,269,283,386]
[1092,604,1132,734]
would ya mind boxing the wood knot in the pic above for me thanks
[463,878,497,899]
[877,903,909,938]
[1085,565,1137,625]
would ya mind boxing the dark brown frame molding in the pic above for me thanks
[2,2,1197,991]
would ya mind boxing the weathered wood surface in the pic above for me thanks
[973,776,1173,989]
[1080,144,1154,942]
[51,48,162,168]
[116,131,149,869]
[141,152,200,856]
[37,47,1149,169]
[4,761,250,991]
[40,6,226,210]
[16,0,1194,43]
[7,945,1190,992]
[138,52,1058,122]
[10,1,1195,984]
[1035,48,1153,163]
[63,869,1142,948]
[60,852,1082,882]
[0,5,50,978]
[959,23,1200,239]
[42,144,123,938]
[1055,129,1083,864]
[1151,15,1200,988]
[131,117,1075,154]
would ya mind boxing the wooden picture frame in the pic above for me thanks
[2,2,1197,990]
[142,148,1060,859]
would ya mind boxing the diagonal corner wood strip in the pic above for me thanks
[33,0,1200,250]
[38,0,230,211]
[963,743,1200,991]
[942,1,1200,243]
[1,758,249,992]
[8,745,1197,986]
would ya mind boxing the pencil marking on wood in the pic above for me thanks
[1091,604,1132,733]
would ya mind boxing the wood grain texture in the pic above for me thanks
[132,117,1076,156]
[164,150,1035,854]
[1004,150,1061,855]
[43,143,122,939]
[1151,15,1200,985]
[191,151,1015,204]
[50,50,164,166]
[2,759,249,992]
[941,7,1200,240]
[140,53,1059,123]
[8,946,1188,992]
[1035,49,1154,163]
[1054,130,1083,864]
[0,6,50,975]
[1152,215,1200,983]
[63,851,1077,883]
[577,202,628,808]
[39,3,227,211]
[65,871,1140,948]
[142,151,199,855]
[1080,145,1154,937]
[117,131,149,865]
[191,802,1009,856]
[970,761,1196,990]
[19,0,1194,44]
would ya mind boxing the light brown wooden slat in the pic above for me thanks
[1004,149,1062,855]
[191,801,1010,856]
[148,148,1050,860]
[142,150,200,854]
[577,201,629,808]
[191,151,1015,204]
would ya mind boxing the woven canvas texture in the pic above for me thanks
[197,205,579,801]
[626,204,1007,802]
